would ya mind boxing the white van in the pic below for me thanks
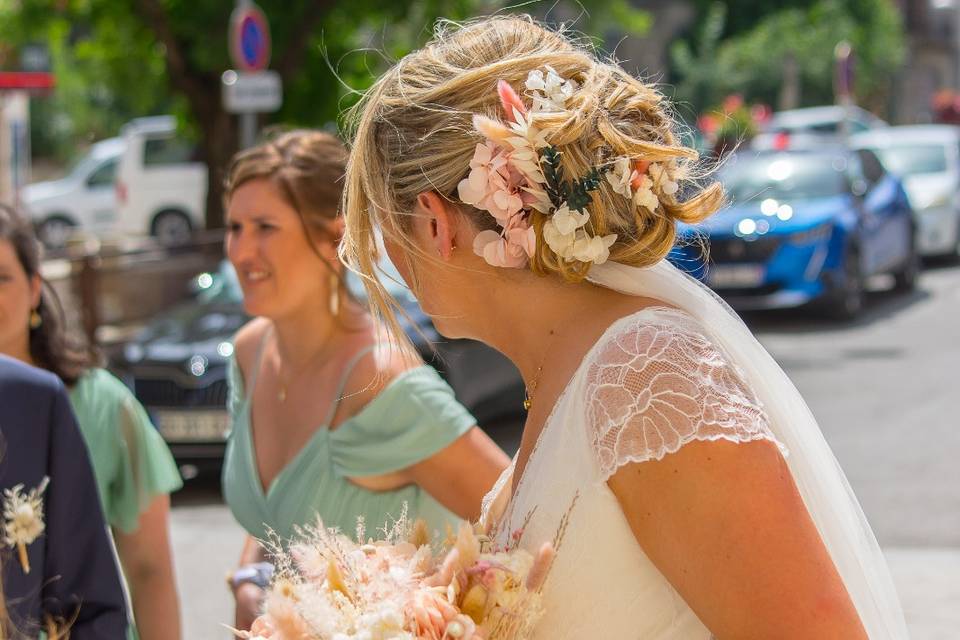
[22,137,125,248]
[115,116,207,244]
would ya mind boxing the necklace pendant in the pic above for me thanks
[278,387,287,403]
[523,395,532,411]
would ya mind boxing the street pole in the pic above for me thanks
[235,0,256,149]
[240,112,257,149]
[834,41,854,141]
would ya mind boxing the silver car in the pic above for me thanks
[852,125,960,258]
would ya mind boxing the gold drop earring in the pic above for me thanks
[329,272,340,316]
[29,309,42,329]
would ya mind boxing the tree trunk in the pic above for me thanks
[197,109,236,230]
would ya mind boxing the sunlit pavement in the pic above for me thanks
[171,260,960,639]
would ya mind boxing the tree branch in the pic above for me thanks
[129,0,212,113]
[273,0,336,84]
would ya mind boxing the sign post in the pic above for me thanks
[226,1,279,149]
[834,41,855,140]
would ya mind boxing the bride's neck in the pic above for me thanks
[471,276,627,387]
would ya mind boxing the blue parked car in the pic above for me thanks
[670,148,919,318]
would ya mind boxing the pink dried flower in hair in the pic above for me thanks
[497,79,528,124]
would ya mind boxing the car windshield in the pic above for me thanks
[870,144,948,177]
[719,153,849,202]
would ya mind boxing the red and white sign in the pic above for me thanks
[229,4,271,72]
[0,72,55,91]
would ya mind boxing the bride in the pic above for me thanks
[341,16,908,639]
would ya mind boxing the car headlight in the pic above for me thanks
[789,222,833,245]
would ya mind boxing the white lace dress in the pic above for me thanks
[480,306,786,639]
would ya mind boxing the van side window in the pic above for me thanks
[143,137,195,166]
[86,159,117,188]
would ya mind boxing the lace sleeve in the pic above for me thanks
[585,309,787,480]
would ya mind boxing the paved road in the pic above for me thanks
[170,261,960,639]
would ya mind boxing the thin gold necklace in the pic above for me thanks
[523,328,559,411]
[274,328,336,403]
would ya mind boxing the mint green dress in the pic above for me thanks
[68,368,184,640]
[222,345,476,545]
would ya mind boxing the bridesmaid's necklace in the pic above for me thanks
[275,329,336,403]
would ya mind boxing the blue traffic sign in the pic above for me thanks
[230,5,271,72]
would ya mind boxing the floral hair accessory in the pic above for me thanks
[458,67,677,269]
[3,477,49,574]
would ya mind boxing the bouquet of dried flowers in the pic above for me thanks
[239,509,553,640]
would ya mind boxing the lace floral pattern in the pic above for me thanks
[586,308,786,480]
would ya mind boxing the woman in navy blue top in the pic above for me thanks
[0,354,128,638]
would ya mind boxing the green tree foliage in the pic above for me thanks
[0,0,649,227]
[671,0,905,117]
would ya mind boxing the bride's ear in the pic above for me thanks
[414,191,461,260]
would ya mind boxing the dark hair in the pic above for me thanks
[0,204,97,386]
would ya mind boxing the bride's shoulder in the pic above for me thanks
[579,305,783,479]
[583,304,716,371]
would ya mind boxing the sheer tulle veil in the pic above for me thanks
[588,259,909,639]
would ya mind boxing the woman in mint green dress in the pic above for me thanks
[0,205,183,640]
[221,130,510,632]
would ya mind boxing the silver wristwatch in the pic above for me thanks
[227,561,274,591]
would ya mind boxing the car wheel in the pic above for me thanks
[826,246,864,320]
[893,245,920,292]
[37,215,76,250]
[151,210,192,245]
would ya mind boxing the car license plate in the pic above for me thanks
[708,264,765,288]
[154,410,230,442]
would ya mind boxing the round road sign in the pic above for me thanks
[230,4,271,72]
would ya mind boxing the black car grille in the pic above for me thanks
[708,236,782,263]
[711,283,783,297]
[134,378,228,408]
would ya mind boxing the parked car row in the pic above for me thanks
[671,146,918,319]
[670,107,959,319]
[109,260,525,470]
[22,115,207,249]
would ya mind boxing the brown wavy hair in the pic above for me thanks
[0,205,97,386]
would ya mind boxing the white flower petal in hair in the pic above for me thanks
[543,217,578,260]
[633,178,660,212]
[649,162,679,196]
[525,66,578,113]
[552,203,590,235]
[605,157,634,198]
[571,231,618,265]
[507,109,550,150]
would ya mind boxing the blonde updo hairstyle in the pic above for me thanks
[342,16,723,332]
